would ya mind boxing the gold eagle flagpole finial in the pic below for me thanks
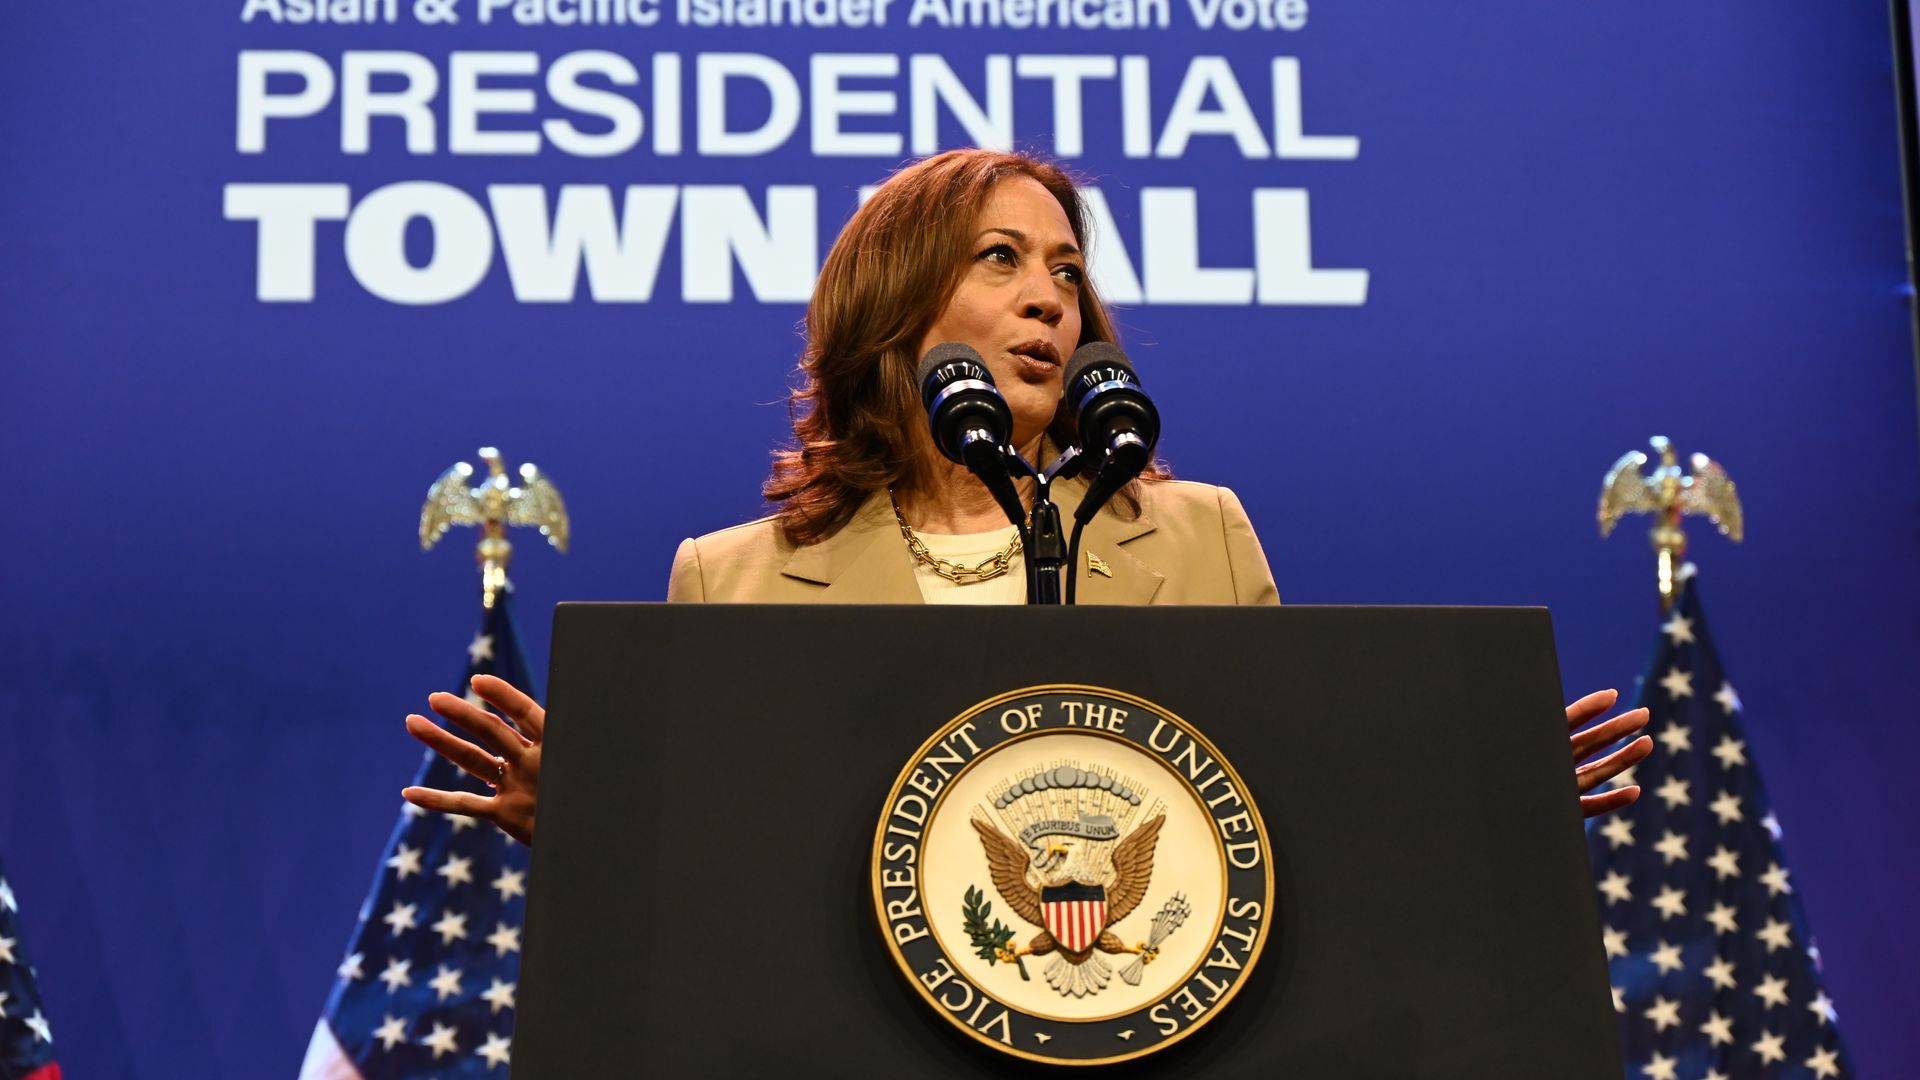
[1597,436,1743,612]
[419,447,570,608]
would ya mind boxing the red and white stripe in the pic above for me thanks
[1043,900,1108,952]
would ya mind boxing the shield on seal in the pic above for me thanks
[1041,881,1108,953]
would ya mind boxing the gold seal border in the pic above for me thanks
[869,684,1277,1067]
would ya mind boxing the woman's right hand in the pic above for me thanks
[401,674,543,846]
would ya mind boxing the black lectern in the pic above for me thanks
[514,605,1622,1078]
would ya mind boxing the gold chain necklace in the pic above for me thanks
[889,491,1022,584]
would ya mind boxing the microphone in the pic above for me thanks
[1062,342,1160,525]
[916,343,1027,531]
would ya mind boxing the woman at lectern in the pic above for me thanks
[400,149,1651,845]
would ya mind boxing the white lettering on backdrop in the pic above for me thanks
[225,48,1366,305]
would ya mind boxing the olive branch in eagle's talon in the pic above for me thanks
[963,886,1031,981]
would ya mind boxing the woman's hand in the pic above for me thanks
[1568,688,1652,819]
[401,674,543,845]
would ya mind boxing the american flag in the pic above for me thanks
[300,593,534,1078]
[1587,579,1852,1079]
[0,856,60,1080]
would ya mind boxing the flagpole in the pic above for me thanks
[479,522,511,610]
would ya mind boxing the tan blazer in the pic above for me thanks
[666,477,1279,605]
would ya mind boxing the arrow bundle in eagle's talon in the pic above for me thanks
[1119,892,1191,986]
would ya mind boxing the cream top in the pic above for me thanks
[908,526,1026,605]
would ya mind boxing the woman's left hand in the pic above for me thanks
[1567,688,1652,818]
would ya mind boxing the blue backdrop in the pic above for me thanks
[2,1,1916,1075]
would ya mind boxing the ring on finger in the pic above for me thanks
[493,757,506,786]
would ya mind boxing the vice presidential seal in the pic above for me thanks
[871,686,1275,1065]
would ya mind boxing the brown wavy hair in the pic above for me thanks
[764,149,1157,546]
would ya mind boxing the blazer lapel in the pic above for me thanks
[1054,479,1163,605]
[781,491,925,604]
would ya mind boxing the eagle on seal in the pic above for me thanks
[970,814,1165,997]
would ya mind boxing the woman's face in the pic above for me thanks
[916,175,1087,448]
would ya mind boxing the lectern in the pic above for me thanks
[513,605,1623,1078]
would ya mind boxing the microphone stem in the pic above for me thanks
[1027,495,1065,605]
[1065,517,1088,605]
